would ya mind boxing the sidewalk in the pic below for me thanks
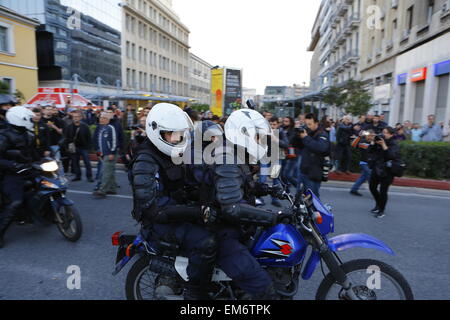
[329,172,450,191]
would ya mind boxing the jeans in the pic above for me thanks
[71,148,93,180]
[259,163,280,201]
[351,163,372,192]
[282,156,301,189]
[99,154,117,194]
[95,157,104,189]
[50,145,65,177]
[299,172,322,198]
[369,172,394,212]
[336,143,352,172]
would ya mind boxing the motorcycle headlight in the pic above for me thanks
[41,161,59,172]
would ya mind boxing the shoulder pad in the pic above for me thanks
[214,164,243,179]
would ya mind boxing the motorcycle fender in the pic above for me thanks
[51,197,74,212]
[175,257,189,282]
[301,234,394,280]
[328,233,395,256]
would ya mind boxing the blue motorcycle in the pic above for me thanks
[1,157,82,242]
[112,188,413,300]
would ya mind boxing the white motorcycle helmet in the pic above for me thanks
[6,106,34,131]
[146,103,194,158]
[224,109,271,161]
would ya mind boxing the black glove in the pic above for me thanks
[202,206,218,225]
[270,185,285,200]
[275,208,293,224]
[253,183,270,197]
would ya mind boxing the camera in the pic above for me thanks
[374,135,384,142]
[322,156,332,182]
[130,125,144,130]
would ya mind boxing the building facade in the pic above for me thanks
[122,0,190,98]
[308,0,362,93]
[0,0,122,102]
[189,53,211,105]
[0,5,39,101]
[308,0,450,125]
[360,0,450,125]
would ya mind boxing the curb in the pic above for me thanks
[329,172,450,191]
[86,154,450,191]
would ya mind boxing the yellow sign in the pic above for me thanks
[210,68,224,117]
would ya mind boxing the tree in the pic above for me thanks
[0,80,10,95]
[190,103,210,113]
[322,79,373,116]
[14,89,25,105]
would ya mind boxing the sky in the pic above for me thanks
[172,0,321,94]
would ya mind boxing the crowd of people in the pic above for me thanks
[0,99,158,201]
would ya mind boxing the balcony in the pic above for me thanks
[337,3,349,17]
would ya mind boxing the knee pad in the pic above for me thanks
[198,236,218,260]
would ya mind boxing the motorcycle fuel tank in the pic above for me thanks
[251,224,307,268]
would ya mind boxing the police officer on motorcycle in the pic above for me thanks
[203,109,291,300]
[0,95,16,130]
[130,103,218,300]
[0,106,39,248]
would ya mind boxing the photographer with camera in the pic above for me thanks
[368,127,401,219]
[295,113,331,198]
[350,130,375,197]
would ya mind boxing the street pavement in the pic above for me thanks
[0,169,449,300]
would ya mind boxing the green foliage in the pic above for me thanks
[322,80,373,116]
[349,141,450,180]
[0,80,10,95]
[14,90,25,105]
[190,104,210,113]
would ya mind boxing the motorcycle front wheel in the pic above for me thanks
[56,205,82,242]
[315,259,414,300]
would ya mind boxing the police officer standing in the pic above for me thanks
[0,107,39,248]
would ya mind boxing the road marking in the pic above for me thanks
[323,186,450,201]
[68,190,133,199]
[68,187,450,201]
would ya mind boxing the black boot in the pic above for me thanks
[183,284,210,300]
[0,202,21,249]
[251,284,280,300]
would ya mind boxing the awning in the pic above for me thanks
[25,88,93,109]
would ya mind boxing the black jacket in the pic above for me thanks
[299,128,331,182]
[42,116,66,146]
[369,122,387,135]
[0,125,40,173]
[336,123,354,145]
[64,122,92,150]
[33,120,51,156]
[368,138,400,177]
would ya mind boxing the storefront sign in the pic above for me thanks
[397,73,408,85]
[434,59,450,76]
[411,68,427,82]
[210,68,224,117]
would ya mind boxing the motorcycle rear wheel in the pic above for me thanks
[56,206,82,242]
[126,255,184,300]
[315,259,414,300]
